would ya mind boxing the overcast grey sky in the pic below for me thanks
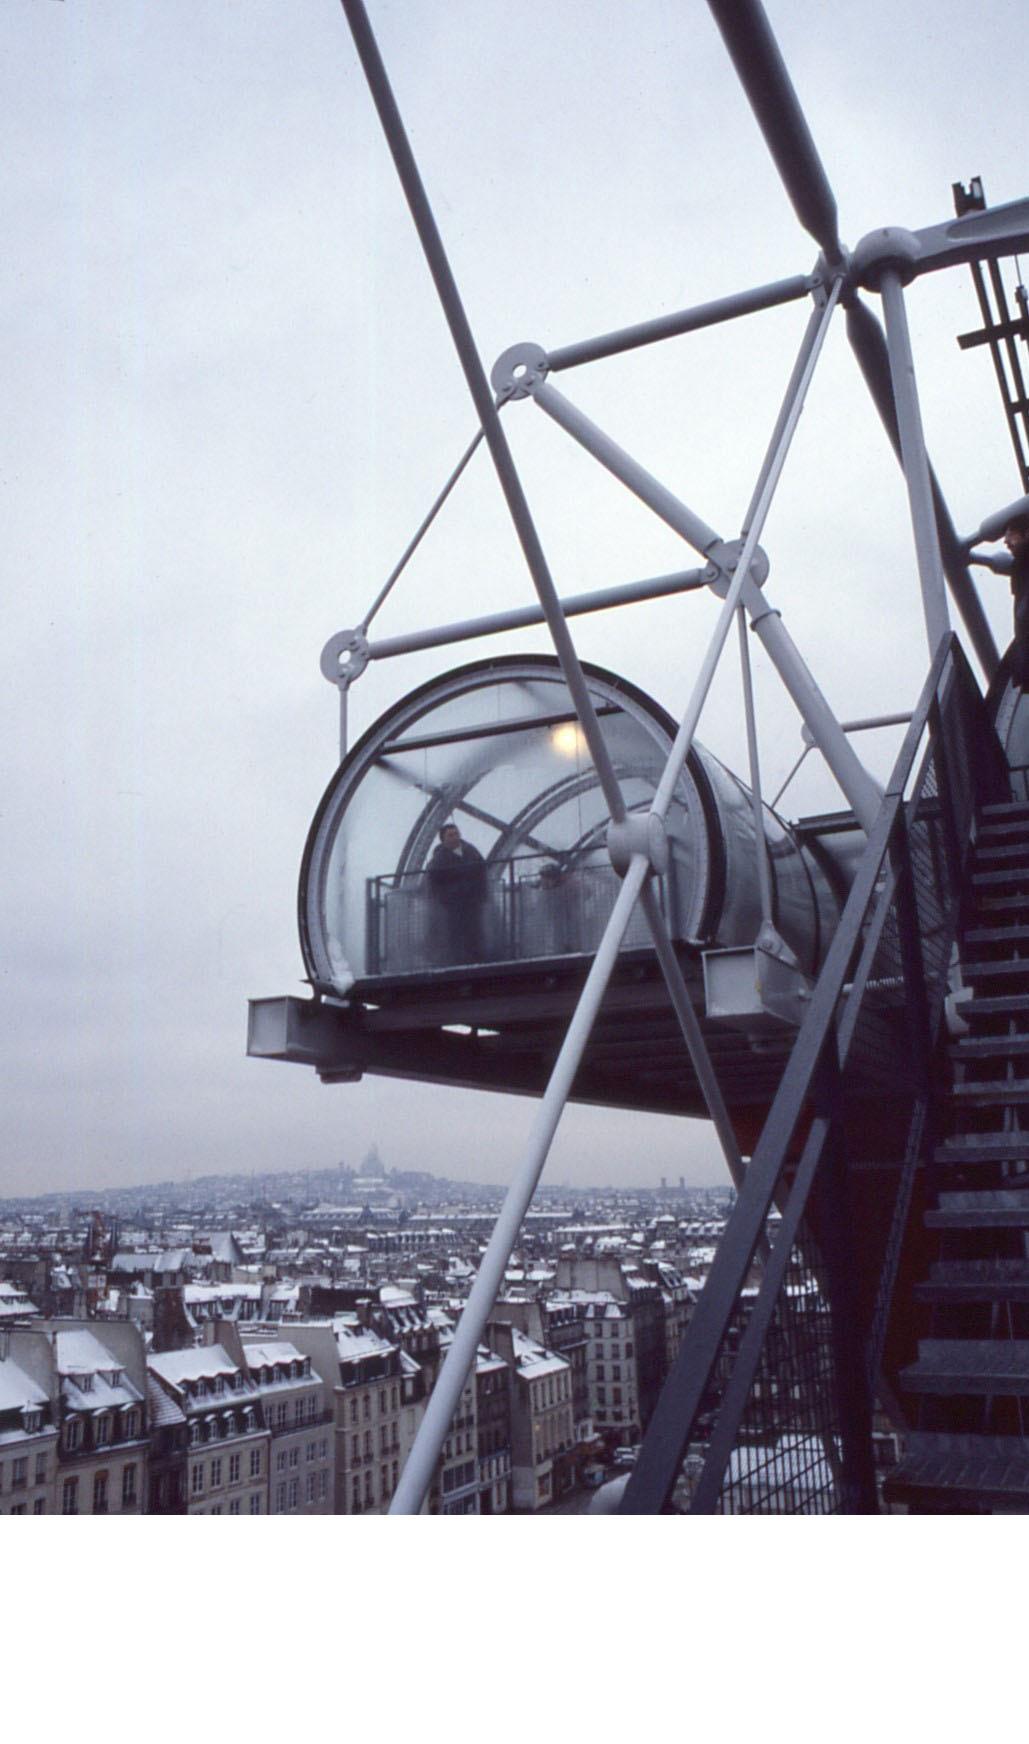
[2,0,1026,1197]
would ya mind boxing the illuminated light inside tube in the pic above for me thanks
[551,721,588,758]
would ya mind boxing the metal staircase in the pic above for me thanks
[619,637,1012,1513]
[886,796,1029,1511]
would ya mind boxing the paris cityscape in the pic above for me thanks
[0,1152,737,1516]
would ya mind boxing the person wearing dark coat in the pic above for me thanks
[426,823,488,964]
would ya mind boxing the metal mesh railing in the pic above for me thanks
[366,853,659,974]
[622,635,1010,1514]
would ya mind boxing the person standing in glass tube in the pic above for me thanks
[427,823,488,965]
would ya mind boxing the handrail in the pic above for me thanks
[620,634,1009,1513]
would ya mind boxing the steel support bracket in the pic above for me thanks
[320,626,371,688]
[702,940,811,1031]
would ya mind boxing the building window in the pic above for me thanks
[123,1409,139,1439]
[35,1454,48,1486]
[249,1494,261,1514]
[229,1498,241,1515]
[210,1457,223,1488]
[363,1396,370,1421]
[122,1465,137,1507]
[210,1503,223,1515]
[320,1438,328,1460]
[364,1470,373,1505]
[351,1435,359,1465]
[33,1498,45,1515]
[62,1478,78,1515]
[276,1483,286,1513]
[288,1445,299,1469]
[191,1464,204,1496]
[319,1471,328,1500]
[351,1476,360,1512]
[364,1431,372,1458]
[349,1398,358,1425]
[306,1441,316,1464]
[276,1449,286,1473]
[229,1453,241,1484]
[306,1472,316,1504]
[380,1425,388,1453]
[380,1391,387,1415]
[12,1458,27,1489]
[288,1478,298,1510]
[64,1419,81,1453]
[249,1447,261,1478]
[93,1472,108,1514]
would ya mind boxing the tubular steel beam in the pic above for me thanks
[879,269,950,655]
[355,567,709,664]
[389,853,651,1514]
[845,295,1000,680]
[338,0,627,827]
[706,0,844,267]
[546,275,812,373]
[495,290,881,829]
[638,881,745,1188]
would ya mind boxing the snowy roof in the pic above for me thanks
[509,1326,569,1380]
[56,1330,143,1410]
[183,1282,262,1304]
[334,1326,394,1362]
[242,1341,305,1370]
[154,1250,191,1272]
[147,1345,242,1389]
[0,1357,48,1413]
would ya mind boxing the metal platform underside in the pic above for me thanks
[250,943,905,1120]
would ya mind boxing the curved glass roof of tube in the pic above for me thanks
[299,654,835,994]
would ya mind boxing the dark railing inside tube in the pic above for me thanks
[366,852,663,975]
[621,634,1009,1515]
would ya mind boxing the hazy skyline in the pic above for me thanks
[4,0,1027,1196]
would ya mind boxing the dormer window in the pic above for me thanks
[123,1409,139,1440]
[64,1418,81,1452]
[78,1373,93,1394]
[96,1414,112,1446]
[21,1408,42,1434]
[189,1420,202,1447]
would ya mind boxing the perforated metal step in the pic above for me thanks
[926,1190,1029,1228]
[883,1432,1029,1508]
[901,1338,1029,1393]
[914,1258,1029,1302]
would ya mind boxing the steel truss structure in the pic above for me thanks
[255,0,1029,1512]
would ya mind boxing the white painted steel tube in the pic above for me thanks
[389,854,651,1515]
[363,567,708,662]
[530,376,725,561]
[879,268,951,657]
[737,606,775,927]
[547,273,812,372]
[638,881,745,1187]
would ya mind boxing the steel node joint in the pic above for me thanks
[490,342,550,401]
[848,227,923,291]
[704,537,770,599]
[320,627,370,688]
[606,816,669,880]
